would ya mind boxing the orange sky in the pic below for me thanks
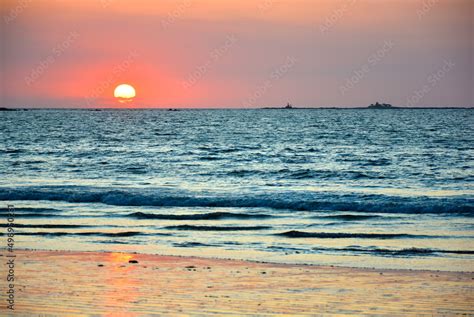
[0,0,472,108]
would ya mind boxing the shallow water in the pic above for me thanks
[1,109,473,270]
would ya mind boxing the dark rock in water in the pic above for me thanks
[98,264,104,267]
[129,259,139,264]
[0,107,16,111]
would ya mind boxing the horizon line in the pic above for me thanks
[1,106,473,110]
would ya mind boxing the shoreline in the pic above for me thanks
[1,249,473,315]
[8,247,474,274]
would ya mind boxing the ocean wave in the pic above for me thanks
[0,212,71,218]
[1,148,25,154]
[127,211,274,220]
[91,240,133,245]
[314,246,474,256]
[314,214,382,221]
[0,224,91,228]
[4,231,172,237]
[0,185,472,215]
[0,207,61,213]
[268,245,474,257]
[0,207,69,218]
[276,230,434,239]
[224,168,389,180]
[173,242,217,248]
[165,225,271,231]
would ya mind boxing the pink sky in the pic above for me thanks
[0,0,472,108]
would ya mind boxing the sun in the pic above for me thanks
[114,84,136,103]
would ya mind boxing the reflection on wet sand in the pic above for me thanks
[5,250,473,315]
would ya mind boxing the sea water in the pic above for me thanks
[0,109,472,271]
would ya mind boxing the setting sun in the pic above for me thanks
[114,84,136,103]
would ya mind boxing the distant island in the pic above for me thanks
[0,107,17,111]
[367,102,397,109]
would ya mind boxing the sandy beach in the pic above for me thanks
[0,249,472,316]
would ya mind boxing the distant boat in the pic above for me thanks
[368,102,396,109]
[261,102,298,109]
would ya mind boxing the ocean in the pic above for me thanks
[1,108,473,271]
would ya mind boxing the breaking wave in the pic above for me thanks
[1,186,472,215]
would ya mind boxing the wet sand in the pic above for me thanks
[1,249,473,316]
